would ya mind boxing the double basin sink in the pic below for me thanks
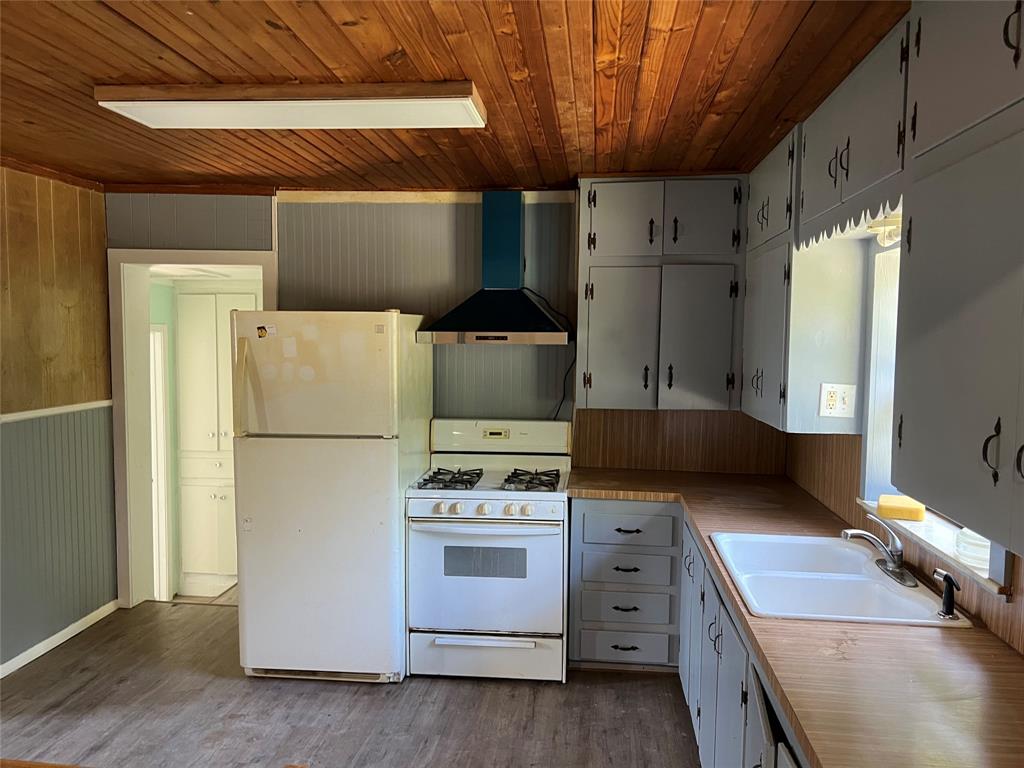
[712,533,968,627]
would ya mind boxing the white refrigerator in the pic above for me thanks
[231,310,432,682]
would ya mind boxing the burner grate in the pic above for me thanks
[417,467,484,490]
[501,468,561,492]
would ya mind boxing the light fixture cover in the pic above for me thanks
[94,82,486,130]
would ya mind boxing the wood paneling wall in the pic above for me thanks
[0,166,109,414]
[786,433,1024,655]
[572,409,787,475]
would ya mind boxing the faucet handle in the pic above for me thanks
[867,512,903,555]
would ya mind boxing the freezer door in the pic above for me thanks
[234,436,405,677]
[233,311,399,437]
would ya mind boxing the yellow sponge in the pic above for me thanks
[877,494,926,522]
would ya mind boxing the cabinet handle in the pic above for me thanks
[207,431,216,438]
[648,218,655,245]
[613,566,640,573]
[614,527,643,535]
[827,146,838,186]
[672,216,679,243]
[756,368,764,397]
[1004,0,1022,68]
[839,136,850,180]
[763,197,769,228]
[210,493,217,500]
[707,618,717,642]
[219,495,227,501]
[1015,443,1023,480]
[667,363,674,390]
[643,365,650,390]
[612,605,640,613]
[982,417,1002,486]
[611,644,640,652]
[715,630,723,658]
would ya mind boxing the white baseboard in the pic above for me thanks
[1,600,119,677]
[179,572,236,598]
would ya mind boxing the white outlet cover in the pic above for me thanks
[819,383,856,418]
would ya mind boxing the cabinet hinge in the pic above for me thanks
[583,372,593,389]
[779,384,787,403]
[899,35,909,73]
[729,280,739,298]
[897,413,904,448]
[587,189,596,208]
[741,684,749,707]
[731,228,741,251]
[734,184,742,205]
[700,585,705,606]
[800,189,805,213]
[787,138,794,165]
[801,134,806,159]
[914,17,921,57]
[906,217,912,253]
[726,372,736,391]
[897,121,905,158]
[696,705,701,723]
[785,195,792,226]
[910,101,918,142]
[783,262,791,284]
[584,282,593,301]
[587,232,597,251]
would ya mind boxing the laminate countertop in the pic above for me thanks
[568,468,1024,768]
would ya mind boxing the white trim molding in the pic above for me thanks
[276,190,482,205]
[0,400,113,424]
[1,600,118,678]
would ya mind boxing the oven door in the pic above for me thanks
[408,519,564,634]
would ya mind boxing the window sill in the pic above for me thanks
[856,499,1012,599]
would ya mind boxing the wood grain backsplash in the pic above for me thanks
[572,409,787,475]
[786,432,1024,655]
[0,166,109,414]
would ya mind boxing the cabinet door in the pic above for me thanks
[589,181,664,257]
[585,266,662,409]
[910,2,1024,157]
[664,179,740,255]
[776,744,798,768]
[679,526,696,699]
[216,486,237,576]
[841,22,907,200]
[714,610,749,768]
[748,132,796,250]
[659,265,735,410]
[741,252,763,421]
[800,94,842,222]
[697,571,720,768]
[177,294,219,452]
[687,546,707,731]
[181,484,220,573]
[743,666,777,768]
[1015,343,1024,556]
[744,243,789,430]
[892,130,1023,548]
[215,294,256,451]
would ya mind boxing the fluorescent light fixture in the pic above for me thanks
[94,82,486,130]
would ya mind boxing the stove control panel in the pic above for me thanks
[408,498,565,521]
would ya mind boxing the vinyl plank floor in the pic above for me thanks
[0,603,699,768]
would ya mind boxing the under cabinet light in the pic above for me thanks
[94,82,486,130]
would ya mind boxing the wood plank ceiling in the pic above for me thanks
[0,1,909,191]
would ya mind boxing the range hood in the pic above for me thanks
[416,191,570,345]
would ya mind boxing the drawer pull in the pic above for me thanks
[614,527,643,535]
[611,605,640,613]
[611,644,639,652]
[613,566,640,573]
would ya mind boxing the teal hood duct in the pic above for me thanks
[416,191,570,345]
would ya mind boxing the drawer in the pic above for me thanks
[583,511,674,547]
[579,629,669,665]
[409,632,563,681]
[580,590,671,625]
[181,456,233,480]
[581,550,672,586]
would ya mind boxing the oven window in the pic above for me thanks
[443,546,527,579]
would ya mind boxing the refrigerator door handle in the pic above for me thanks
[433,636,537,650]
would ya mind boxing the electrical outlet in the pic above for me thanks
[819,383,856,418]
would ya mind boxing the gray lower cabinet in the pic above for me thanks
[569,499,682,667]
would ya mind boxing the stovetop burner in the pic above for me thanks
[417,467,484,490]
[501,468,561,492]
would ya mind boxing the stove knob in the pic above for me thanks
[503,503,516,516]
[477,503,491,516]
[521,504,534,517]
[448,502,463,516]
[432,502,445,516]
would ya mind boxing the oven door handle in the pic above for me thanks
[409,522,561,536]
[433,636,537,650]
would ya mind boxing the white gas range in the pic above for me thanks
[405,419,571,683]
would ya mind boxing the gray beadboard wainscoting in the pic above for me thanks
[1,405,117,664]
[278,199,575,420]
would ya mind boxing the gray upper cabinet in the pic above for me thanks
[908,1,1024,158]
[800,20,908,221]
[893,129,1024,552]
[747,129,797,251]
[585,266,662,409]
[664,179,741,255]
[588,181,664,257]
[742,241,789,431]
[658,265,736,410]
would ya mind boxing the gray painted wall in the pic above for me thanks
[278,201,575,420]
[1,406,117,663]
[106,193,273,250]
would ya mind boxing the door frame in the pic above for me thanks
[108,248,278,607]
[148,323,172,601]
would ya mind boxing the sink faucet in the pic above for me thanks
[841,513,918,587]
